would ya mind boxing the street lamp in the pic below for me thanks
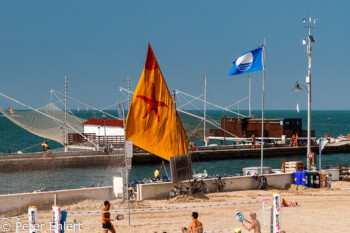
[293,16,316,171]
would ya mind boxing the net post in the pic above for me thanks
[16,217,20,233]
[71,213,78,233]
[262,200,266,226]
[270,205,273,233]
[273,192,281,233]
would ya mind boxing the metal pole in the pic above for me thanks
[204,74,207,146]
[319,139,322,172]
[249,75,252,117]
[127,76,130,109]
[307,25,312,171]
[261,39,266,175]
[223,115,226,145]
[122,103,130,226]
[262,200,266,226]
[173,91,180,156]
[64,76,68,152]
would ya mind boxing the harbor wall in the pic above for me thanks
[138,173,294,200]
[0,155,124,173]
[0,186,114,214]
[0,143,349,172]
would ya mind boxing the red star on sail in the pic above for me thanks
[137,83,168,122]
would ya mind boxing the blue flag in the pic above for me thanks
[228,45,264,75]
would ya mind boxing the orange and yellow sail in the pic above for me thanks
[8,107,14,114]
[125,44,188,161]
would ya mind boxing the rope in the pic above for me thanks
[52,90,120,120]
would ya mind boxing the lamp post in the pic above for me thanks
[328,117,331,137]
[293,15,316,171]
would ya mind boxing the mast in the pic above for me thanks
[204,74,207,146]
[64,76,68,152]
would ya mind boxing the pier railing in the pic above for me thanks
[68,133,125,148]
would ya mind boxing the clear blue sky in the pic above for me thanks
[0,0,348,111]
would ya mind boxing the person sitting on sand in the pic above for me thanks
[241,212,261,233]
[281,198,298,207]
[102,201,116,233]
[182,212,203,233]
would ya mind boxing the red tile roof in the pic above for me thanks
[82,118,124,127]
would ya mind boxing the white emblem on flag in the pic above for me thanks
[236,52,253,71]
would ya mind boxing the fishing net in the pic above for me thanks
[0,102,85,145]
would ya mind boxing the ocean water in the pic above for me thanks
[0,110,350,194]
[1,110,350,153]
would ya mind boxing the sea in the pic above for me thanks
[1,110,350,195]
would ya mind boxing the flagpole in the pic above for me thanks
[261,39,266,175]
[204,74,207,146]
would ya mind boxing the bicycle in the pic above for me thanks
[190,178,209,194]
[213,176,226,192]
[168,184,191,199]
[251,175,267,190]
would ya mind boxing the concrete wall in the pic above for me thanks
[0,186,114,214]
[0,155,125,173]
[138,173,294,200]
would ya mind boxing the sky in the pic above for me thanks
[0,0,349,111]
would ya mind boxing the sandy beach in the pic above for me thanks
[2,181,350,233]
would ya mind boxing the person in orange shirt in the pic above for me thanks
[102,201,116,233]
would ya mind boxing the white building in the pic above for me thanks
[82,118,124,136]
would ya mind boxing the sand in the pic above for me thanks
[2,181,350,232]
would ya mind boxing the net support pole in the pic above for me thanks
[71,213,78,233]
[64,76,68,152]
[273,192,281,233]
[16,217,20,233]
[262,200,266,227]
